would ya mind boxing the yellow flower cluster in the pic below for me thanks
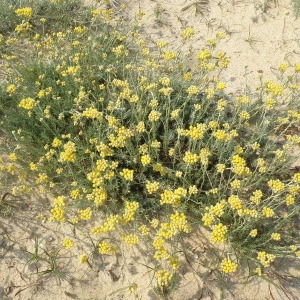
[136,121,146,133]
[148,110,161,122]
[183,151,199,164]
[262,206,275,218]
[221,258,238,273]
[92,214,120,234]
[146,181,160,194]
[59,141,76,163]
[239,110,250,120]
[211,223,228,244]
[186,85,199,95]
[197,49,211,60]
[293,173,300,183]
[122,201,139,223]
[264,80,284,96]
[153,163,167,175]
[80,208,92,220]
[271,233,281,241]
[231,155,251,176]
[157,211,191,239]
[186,123,207,140]
[160,188,187,206]
[249,229,258,237]
[120,168,134,181]
[268,179,285,193]
[122,233,139,246]
[286,194,295,205]
[153,236,170,260]
[98,241,117,255]
[257,158,266,173]
[138,225,150,236]
[257,251,276,267]
[18,97,37,110]
[15,7,32,19]
[250,190,263,204]
[212,128,238,142]
[79,253,88,264]
[108,126,133,148]
[50,196,66,222]
[264,98,276,110]
[202,212,214,226]
[63,238,74,250]
[82,107,103,120]
[181,27,195,40]
[168,255,180,270]
[235,95,250,104]
[155,269,173,287]
[96,143,114,157]
[163,51,176,61]
[230,179,241,189]
[15,22,32,34]
[228,195,243,210]
[159,76,170,86]
[6,84,17,95]
[140,154,151,166]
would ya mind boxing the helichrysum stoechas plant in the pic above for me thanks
[1,0,300,295]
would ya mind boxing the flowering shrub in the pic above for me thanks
[1,0,300,295]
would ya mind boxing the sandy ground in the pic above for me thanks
[1,0,300,299]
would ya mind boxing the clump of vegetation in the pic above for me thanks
[1,0,300,297]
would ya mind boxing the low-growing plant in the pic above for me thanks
[1,0,300,297]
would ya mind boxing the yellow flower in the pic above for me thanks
[79,254,88,264]
[80,208,92,220]
[221,258,238,273]
[159,76,170,86]
[63,238,74,250]
[262,207,275,218]
[268,179,285,193]
[230,179,241,189]
[98,241,117,255]
[197,49,211,60]
[146,181,159,194]
[138,225,150,236]
[286,194,295,206]
[216,164,226,173]
[293,173,300,183]
[181,27,195,40]
[148,110,161,122]
[155,270,173,287]
[183,151,199,164]
[249,229,258,237]
[122,201,139,223]
[239,110,250,120]
[186,85,199,95]
[163,51,176,61]
[6,84,17,94]
[216,82,226,90]
[250,190,263,204]
[122,233,139,246]
[120,168,134,181]
[278,63,288,72]
[257,251,276,267]
[18,97,37,110]
[271,233,281,241]
[216,32,227,39]
[141,155,151,166]
[211,223,227,244]
[228,195,243,210]
[189,185,198,195]
[15,7,32,19]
